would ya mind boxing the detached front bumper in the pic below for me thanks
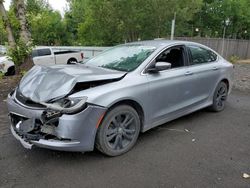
[7,93,107,152]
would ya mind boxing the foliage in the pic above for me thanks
[229,55,240,64]
[26,0,70,45]
[26,0,50,14]
[20,69,27,76]
[8,5,21,42]
[1,0,250,47]
[192,0,250,39]
[75,0,202,46]
[29,10,66,45]
[0,19,7,44]
[7,39,33,65]
[0,72,4,79]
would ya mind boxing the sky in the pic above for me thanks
[3,0,68,16]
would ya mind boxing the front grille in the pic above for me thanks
[10,113,28,126]
[15,89,46,109]
[10,113,43,141]
[10,113,59,141]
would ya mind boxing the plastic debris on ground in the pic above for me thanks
[243,173,250,179]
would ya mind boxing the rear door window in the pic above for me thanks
[37,48,52,56]
[188,45,217,65]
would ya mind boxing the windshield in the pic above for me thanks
[84,45,156,72]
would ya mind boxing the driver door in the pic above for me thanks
[145,45,196,128]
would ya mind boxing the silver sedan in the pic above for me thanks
[7,40,233,156]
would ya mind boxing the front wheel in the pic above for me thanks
[209,82,228,112]
[95,105,141,156]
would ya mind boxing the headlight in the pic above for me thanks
[40,96,88,114]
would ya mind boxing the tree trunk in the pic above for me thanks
[14,0,31,44]
[0,1,16,48]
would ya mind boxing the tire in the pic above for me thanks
[67,58,77,64]
[209,82,228,112]
[5,66,15,76]
[95,105,141,156]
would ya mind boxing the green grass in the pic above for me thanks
[0,72,4,80]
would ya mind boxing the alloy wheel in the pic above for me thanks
[215,84,227,110]
[105,112,137,151]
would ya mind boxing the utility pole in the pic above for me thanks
[221,26,226,56]
[171,12,176,40]
[221,19,230,56]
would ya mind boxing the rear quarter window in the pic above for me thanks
[188,45,217,65]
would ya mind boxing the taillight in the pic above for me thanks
[81,53,84,59]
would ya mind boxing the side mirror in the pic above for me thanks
[147,62,171,73]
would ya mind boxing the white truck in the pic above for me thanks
[32,47,84,66]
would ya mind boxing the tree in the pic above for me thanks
[26,0,50,14]
[193,0,250,39]
[64,0,86,44]
[72,0,203,45]
[30,10,66,45]
[0,0,15,48]
[13,0,31,44]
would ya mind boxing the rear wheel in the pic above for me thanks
[209,82,228,112]
[95,105,140,156]
[67,58,77,64]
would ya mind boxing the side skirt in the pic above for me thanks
[142,101,212,132]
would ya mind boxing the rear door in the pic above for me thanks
[32,48,55,65]
[185,45,221,103]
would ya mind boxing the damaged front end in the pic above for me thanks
[7,88,106,152]
[6,64,126,151]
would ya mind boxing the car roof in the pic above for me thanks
[123,40,201,48]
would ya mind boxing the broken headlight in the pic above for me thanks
[40,96,88,114]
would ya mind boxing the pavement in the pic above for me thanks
[0,90,250,188]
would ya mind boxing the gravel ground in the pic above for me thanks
[0,91,249,188]
[233,63,250,92]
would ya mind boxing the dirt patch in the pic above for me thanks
[0,58,34,101]
[233,63,250,92]
[237,59,250,64]
[0,75,21,101]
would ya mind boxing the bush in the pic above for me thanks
[0,72,4,80]
[229,55,240,64]
[7,39,33,66]
[20,70,27,76]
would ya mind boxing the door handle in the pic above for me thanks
[212,67,219,71]
[185,71,193,76]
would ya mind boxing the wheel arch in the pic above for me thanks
[107,99,145,131]
[5,65,15,76]
[220,78,230,91]
[67,57,78,64]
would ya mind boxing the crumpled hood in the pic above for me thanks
[18,65,126,102]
